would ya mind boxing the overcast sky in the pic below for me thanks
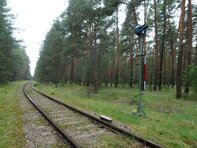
[7,0,68,75]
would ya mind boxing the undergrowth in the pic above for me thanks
[36,83,197,148]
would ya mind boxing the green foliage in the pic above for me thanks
[184,65,197,94]
[35,22,65,83]
[0,0,15,83]
[0,0,31,83]
[103,0,121,16]
[11,48,31,80]
[35,0,120,86]
[33,82,40,88]
[35,0,196,97]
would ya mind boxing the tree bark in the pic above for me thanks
[195,36,197,65]
[153,0,159,91]
[130,7,138,88]
[184,0,192,95]
[176,0,186,99]
[158,0,167,91]
[170,34,175,88]
[65,56,68,84]
[129,34,134,87]
[93,26,98,93]
[115,8,119,88]
[110,67,113,87]
[70,56,74,83]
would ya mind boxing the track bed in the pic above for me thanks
[23,83,162,148]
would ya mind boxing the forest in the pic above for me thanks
[35,0,197,99]
[0,0,31,82]
[0,0,196,147]
[0,0,196,99]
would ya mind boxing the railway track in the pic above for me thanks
[23,83,162,148]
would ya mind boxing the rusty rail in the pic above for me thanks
[23,83,82,148]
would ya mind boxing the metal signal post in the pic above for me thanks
[133,24,148,116]
[144,55,147,90]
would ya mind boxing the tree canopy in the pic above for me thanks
[0,0,31,83]
[35,0,197,98]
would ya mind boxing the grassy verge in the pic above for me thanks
[0,82,25,147]
[36,83,197,148]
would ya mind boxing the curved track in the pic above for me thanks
[23,83,162,148]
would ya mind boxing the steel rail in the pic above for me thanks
[31,85,162,148]
[23,83,82,148]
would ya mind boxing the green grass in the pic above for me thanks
[0,82,25,148]
[36,83,197,148]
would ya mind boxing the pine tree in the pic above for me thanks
[176,0,186,99]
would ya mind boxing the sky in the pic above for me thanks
[7,0,68,75]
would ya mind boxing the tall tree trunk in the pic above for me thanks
[184,0,192,95]
[115,8,119,88]
[129,8,135,88]
[158,0,167,91]
[176,0,186,99]
[150,51,154,90]
[93,26,98,93]
[86,35,90,87]
[195,36,197,65]
[88,24,98,93]
[61,55,66,83]
[130,8,138,88]
[143,0,147,55]
[115,52,119,88]
[171,35,175,88]
[70,56,74,84]
[56,60,61,84]
[153,0,159,91]
[129,33,134,87]
[65,57,68,84]
[110,67,113,87]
